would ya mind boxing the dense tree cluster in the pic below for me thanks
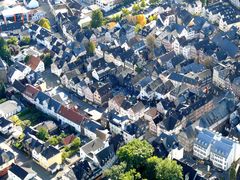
[91,10,104,28]
[104,139,183,180]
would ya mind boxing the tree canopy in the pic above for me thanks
[0,37,11,64]
[37,127,49,141]
[38,18,51,30]
[43,53,52,68]
[122,8,131,16]
[91,10,104,28]
[105,139,183,180]
[117,139,154,169]
[70,137,81,150]
[7,37,18,45]
[104,162,127,180]
[145,156,183,180]
[20,36,31,46]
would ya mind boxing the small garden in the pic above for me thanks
[9,107,51,129]
[35,127,81,160]
[62,137,81,160]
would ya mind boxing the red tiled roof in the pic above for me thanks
[62,134,75,146]
[27,56,41,71]
[58,106,86,125]
[23,84,39,99]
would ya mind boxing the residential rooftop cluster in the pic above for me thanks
[0,0,240,179]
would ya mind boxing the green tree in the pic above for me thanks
[37,127,49,141]
[135,24,142,33]
[120,169,142,180]
[0,37,11,64]
[230,162,237,180]
[86,41,96,55]
[140,0,147,8]
[43,53,52,68]
[145,156,183,180]
[38,18,51,30]
[132,3,140,12]
[91,10,104,28]
[48,136,59,146]
[20,36,31,46]
[24,55,30,64]
[117,139,154,169]
[70,137,81,150]
[7,37,18,45]
[122,8,131,16]
[104,162,127,180]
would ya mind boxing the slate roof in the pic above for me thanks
[0,22,23,32]
[125,119,147,137]
[0,117,12,128]
[211,138,233,158]
[41,146,60,159]
[176,160,204,180]
[9,164,28,179]
[195,129,215,149]
[96,145,115,167]
[199,98,234,128]
[72,160,100,180]
[169,72,197,85]
[109,134,124,152]
[82,120,104,133]
[13,80,25,93]
[212,34,238,58]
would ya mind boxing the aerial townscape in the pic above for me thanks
[0,0,240,179]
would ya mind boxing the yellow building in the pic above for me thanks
[37,146,62,173]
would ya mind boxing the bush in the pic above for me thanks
[7,37,18,45]
[20,36,31,46]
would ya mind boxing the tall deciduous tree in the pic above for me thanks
[0,37,11,63]
[104,162,127,180]
[37,127,49,141]
[91,10,104,28]
[120,169,142,180]
[145,156,183,180]
[117,139,154,169]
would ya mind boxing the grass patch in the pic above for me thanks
[10,107,50,129]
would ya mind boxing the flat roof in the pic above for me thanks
[1,5,29,17]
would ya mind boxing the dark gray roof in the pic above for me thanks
[0,117,12,128]
[195,129,215,149]
[211,138,233,158]
[82,120,104,133]
[41,146,60,159]
[9,164,28,179]
[96,145,115,167]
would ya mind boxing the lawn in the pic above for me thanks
[10,107,50,129]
